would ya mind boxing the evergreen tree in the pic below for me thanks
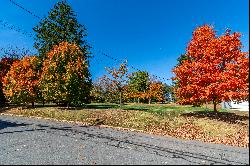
[33,0,89,60]
[33,1,92,105]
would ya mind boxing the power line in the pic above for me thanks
[94,49,170,82]
[0,19,34,38]
[9,0,42,20]
[0,46,36,59]
[7,0,171,83]
[90,49,170,82]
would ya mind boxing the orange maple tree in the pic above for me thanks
[39,41,92,106]
[2,56,41,107]
[172,25,249,112]
[0,57,19,104]
[143,82,165,104]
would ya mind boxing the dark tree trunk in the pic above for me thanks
[213,100,218,112]
[31,102,35,108]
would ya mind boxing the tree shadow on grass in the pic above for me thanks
[55,104,121,111]
[0,103,21,113]
[1,103,125,111]
[122,107,149,111]
[31,104,58,108]
[83,104,119,109]
[181,111,249,125]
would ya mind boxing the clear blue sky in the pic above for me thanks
[0,0,249,85]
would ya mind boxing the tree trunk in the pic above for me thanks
[213,100,218,112]
[31,102,35,108]
[137,98,140,104]
[67,102,70,108]
[148,98,151,104]
[119,91,122,109]
[42,100,45,107]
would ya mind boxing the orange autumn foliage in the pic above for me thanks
[143,82,165,104]
[124,81,165,104]
[2,56,41,104]
[39,41,91,104]
[172,25,249,110]
[0,57,19,104]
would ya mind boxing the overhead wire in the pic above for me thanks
[7,0,171,82]
[0,19,34,38]
[9,0,42,20]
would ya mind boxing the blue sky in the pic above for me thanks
[0,0,249,85]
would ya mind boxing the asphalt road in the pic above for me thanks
[0,114,249,165]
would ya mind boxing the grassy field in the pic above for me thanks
[0,103,248,147]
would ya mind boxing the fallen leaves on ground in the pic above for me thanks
[1,106,248,148]
[155,123,249,148]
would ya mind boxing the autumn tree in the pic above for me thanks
[2,56,41,107]
[126,72,166,104]
[172,25,249,112]
[127,71,150,103]
[91,75,115,103]
[33,0,89,61]
[105,61,128,107]
[0,47,39,105]
[0,57,20,105]
[143,81,165,104]
[39,41,92,106]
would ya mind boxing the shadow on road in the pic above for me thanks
[0,119,30,130]
[0,117,247,165]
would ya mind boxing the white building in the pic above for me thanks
[221,101,249,111]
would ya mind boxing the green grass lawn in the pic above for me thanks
[0,102,248,147]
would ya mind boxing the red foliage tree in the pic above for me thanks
[172,25,249,112]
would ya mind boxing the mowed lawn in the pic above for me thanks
[0,103,248,147]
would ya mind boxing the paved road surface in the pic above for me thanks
[0,114,249,165]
